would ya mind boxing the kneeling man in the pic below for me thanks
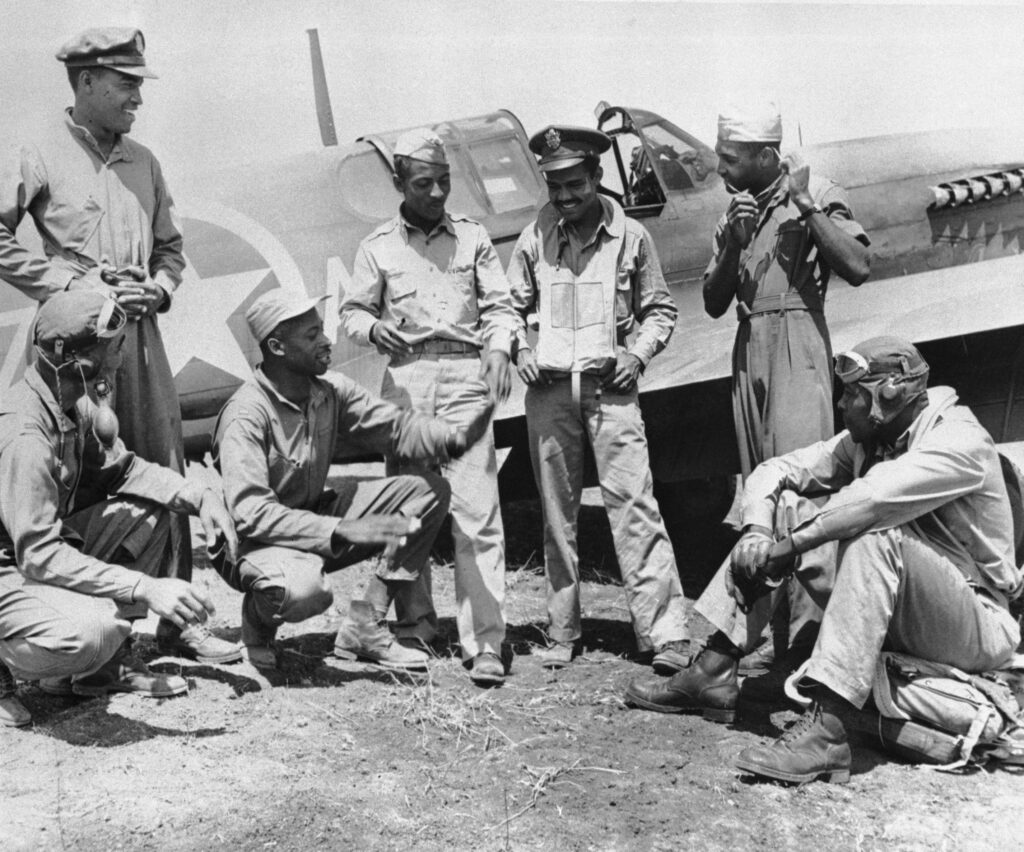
[213,292,494,674]
[0,291,237,728]
[626,336,1022,783]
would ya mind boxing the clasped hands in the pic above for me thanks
[725,525,797,612]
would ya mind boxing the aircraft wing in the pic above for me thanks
[638,252,1024,396]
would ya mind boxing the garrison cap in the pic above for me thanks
[34,290,127,353]
[717,101,782,144]
[246,291,329,344]
[393,128,448,166]
[529,126,611,173]
[56,28,157,79]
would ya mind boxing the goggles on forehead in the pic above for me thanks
[96,297,128,338]
[833,351,922,384]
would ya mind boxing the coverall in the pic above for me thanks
[696,386,1022,707]
[0,110,192,584]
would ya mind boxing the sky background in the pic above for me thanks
[2,0,1022,188]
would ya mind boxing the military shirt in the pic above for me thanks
[0,109,184,303]
[507,196,677,369]
[704,174,868,309]
[213,367,455,557]
[741,387,1022,600]
[341,211,516,354]
[0,368,204,601]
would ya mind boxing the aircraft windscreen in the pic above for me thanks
[639,122,715,189]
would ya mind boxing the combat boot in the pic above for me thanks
[0,661,31,728]
[735,690,852,784]
[624,633,740,722]
[72,638,189,698]
[334,600,429,671]
[157,619,243,665]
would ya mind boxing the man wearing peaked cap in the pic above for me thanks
[341,127,516,686]
[507,124,687,672]
[0,290,240,727]
[0,28,237,664]
[215,291,496,673]
[56,28,158,78]
[702,99,872,682]
[528,125,611,173]
[626,334,1022,785]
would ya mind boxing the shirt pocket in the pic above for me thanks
[385,271,418,303]
[447,263,478,322]
[773,220,810,280]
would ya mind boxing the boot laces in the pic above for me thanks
[778,702,823,744]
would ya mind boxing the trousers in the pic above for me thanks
[217,474,449,647]
[383,353,506,660]
[695,491,1021,708]
[0,497,169,680]
[526,374,686,650]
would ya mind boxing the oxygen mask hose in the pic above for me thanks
[92,378,120,448]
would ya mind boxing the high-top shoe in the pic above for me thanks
[71,638,189,698]
[333,600,429,671]
[624,636,740,723]
[735,693,852,784]
[0,661,31,727]
[157,619,243,665]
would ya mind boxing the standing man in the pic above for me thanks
[0,291,238,728]
[703,102,871,672]
[507,125,688,671]
[625,336,1021,785]
[0,28,239,664]
[215,292,493,674]
[340,129,514,685]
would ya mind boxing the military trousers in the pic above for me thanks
[383,352,507,660]
[525,374,686,651]
[217,474,450,647]
[695,491,1021,708]
[0,497,169,681]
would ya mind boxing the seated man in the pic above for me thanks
[213,292,493,672]
[0,291,237,728]
[625,336,1022,784]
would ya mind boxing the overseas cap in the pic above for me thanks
[717,101,782,143]
[34,290,127,353]
[529,126,611,173]
[245,291,328,344]
[56,27,157,79]
[393,128,448,166]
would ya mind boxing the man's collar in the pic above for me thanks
[399,206,454,239]
[756,172,787,209]
[63,109,133,163]
[557,195,622,246]
[253,365,326,412]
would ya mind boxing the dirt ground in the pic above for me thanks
[3,465,1024,851]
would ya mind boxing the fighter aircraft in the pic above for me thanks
[1,35,1022,522]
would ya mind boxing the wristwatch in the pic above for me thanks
[797,203,823,222]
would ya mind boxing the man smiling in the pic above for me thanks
[507,126,687,670]
[0,28,237,664]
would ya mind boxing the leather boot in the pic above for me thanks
[735,690,852,784]
[0,661,31,728]
[624,634,740,722]
[157,619,243,665]
[71,637,188,698]
[334,601,429,671]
